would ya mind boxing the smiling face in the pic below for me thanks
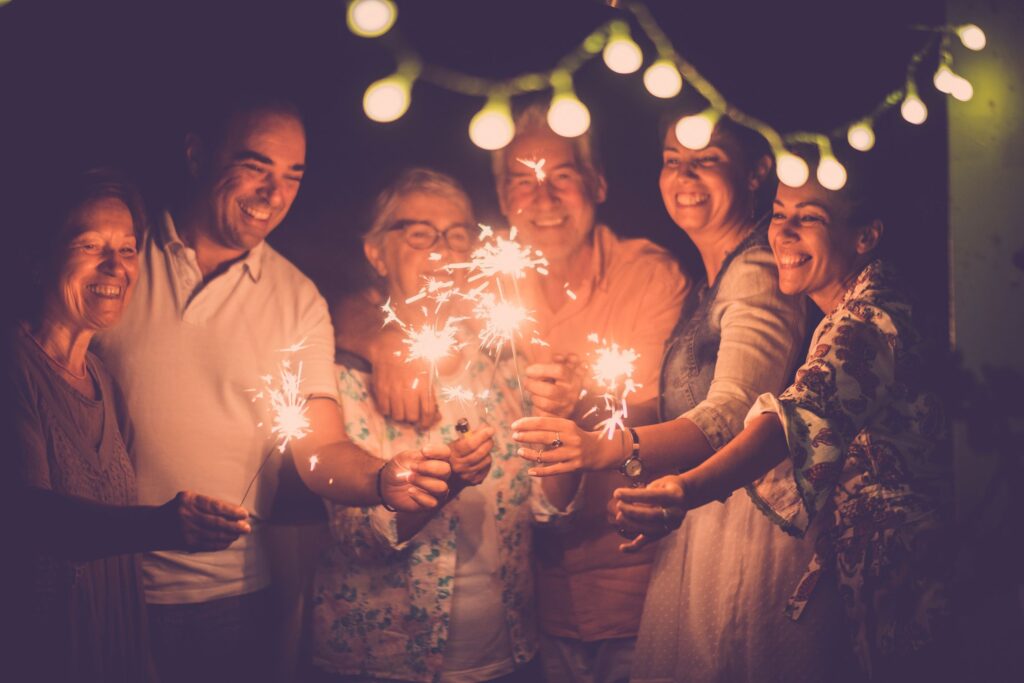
[190,107,306,253]
[364,191,474,307]
[497,128,606,262]
[769,180,880,312]
[659,125,762,240]
[46,196,139,332]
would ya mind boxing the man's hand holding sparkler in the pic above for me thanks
[162,491,252,553]
[380,445,454,511]
[611,475,688,553]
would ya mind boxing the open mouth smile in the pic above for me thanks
[239,200,272,221]
[86,284,124,299]
[674,192,709,207]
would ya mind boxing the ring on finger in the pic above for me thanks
[549,432,563,450]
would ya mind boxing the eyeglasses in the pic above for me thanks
[387,220,474,252]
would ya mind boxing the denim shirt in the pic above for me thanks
[660,228,806,450]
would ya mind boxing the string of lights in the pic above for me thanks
[347,0,986,190]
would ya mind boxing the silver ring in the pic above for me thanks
[660,506,670,522]
[550,432,563,449]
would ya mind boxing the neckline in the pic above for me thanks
[18,325,102,404]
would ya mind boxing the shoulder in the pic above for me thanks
[840,261,912,339]
[261,244,323,297]
[597,225,687,288]
[718,244,783,299]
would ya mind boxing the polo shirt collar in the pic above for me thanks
[158,211,266,282]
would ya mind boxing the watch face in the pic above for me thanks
[623,457,643,478]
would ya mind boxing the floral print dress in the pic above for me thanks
[312,351,559,682]
[746,260,952,679]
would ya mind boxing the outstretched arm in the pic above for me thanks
[289,397,451,511]
[613,413,788,552]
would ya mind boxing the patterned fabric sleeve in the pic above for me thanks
[744,312,896,536]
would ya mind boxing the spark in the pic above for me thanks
[428,252,443,261]
[474,293,533,354]
[564,282,577,300]
[263,358,312,452]
[309,454,320,471]
[380,298,466,382]
[516,157,547,183]
[328,477,334,485]
[441,385,475,403]
[278,337,309,354]
[447,233,549,283]
[587,335,642,440]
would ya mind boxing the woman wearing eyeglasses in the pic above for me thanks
[310,168,571,682]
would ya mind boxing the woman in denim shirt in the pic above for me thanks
[512,113,853,682]
[616,169,952,681]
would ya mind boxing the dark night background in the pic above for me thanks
[3,0,1023,677]
[0,0,949,339]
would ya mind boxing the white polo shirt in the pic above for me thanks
[94,212,337,604]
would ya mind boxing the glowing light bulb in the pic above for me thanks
[603,36,643,74]
[674,109,720,150]
[363,75,411,123]
[900,94,928,125]
[643,60,683,99]
[816,155,848,191]
[346,0,397,38]
[950,75,974,102]
[776,152,809,188]
[469,98,514,151]
[547,92,591,138]
[933,65,956,94]
[957,23,986,51]
[847,121,875,152]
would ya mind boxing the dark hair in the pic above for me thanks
[657,101,777,221]
[18,167,146,322]
[784,142,886,229]
[187,93,305,155]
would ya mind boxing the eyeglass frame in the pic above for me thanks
[386,219,475,252]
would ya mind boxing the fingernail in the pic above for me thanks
[512,432,522,440]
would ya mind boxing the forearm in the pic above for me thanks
[15,487,176,560]
[585,417,715,478]
[680,413,789,508]
[293,440,382,506]
[540,472,581,511]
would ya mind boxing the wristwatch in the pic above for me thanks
[620,428,643,486]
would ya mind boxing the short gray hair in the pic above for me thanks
[490,101,603,193]
[363,167,475,247]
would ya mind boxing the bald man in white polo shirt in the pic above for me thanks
[94,98,452,683]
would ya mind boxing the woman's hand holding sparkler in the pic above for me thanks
[370,326,440,431]
[448,425,496,490]
[511,416,622,476]
[523,353,584,419]
[611,475,688,553]
[381,445,453,511]
[161,491,252,553]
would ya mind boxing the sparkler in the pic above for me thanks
[380,297,467,390]
[586,333,642,440]
[444,224,551,410]
[241,338,314,507]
